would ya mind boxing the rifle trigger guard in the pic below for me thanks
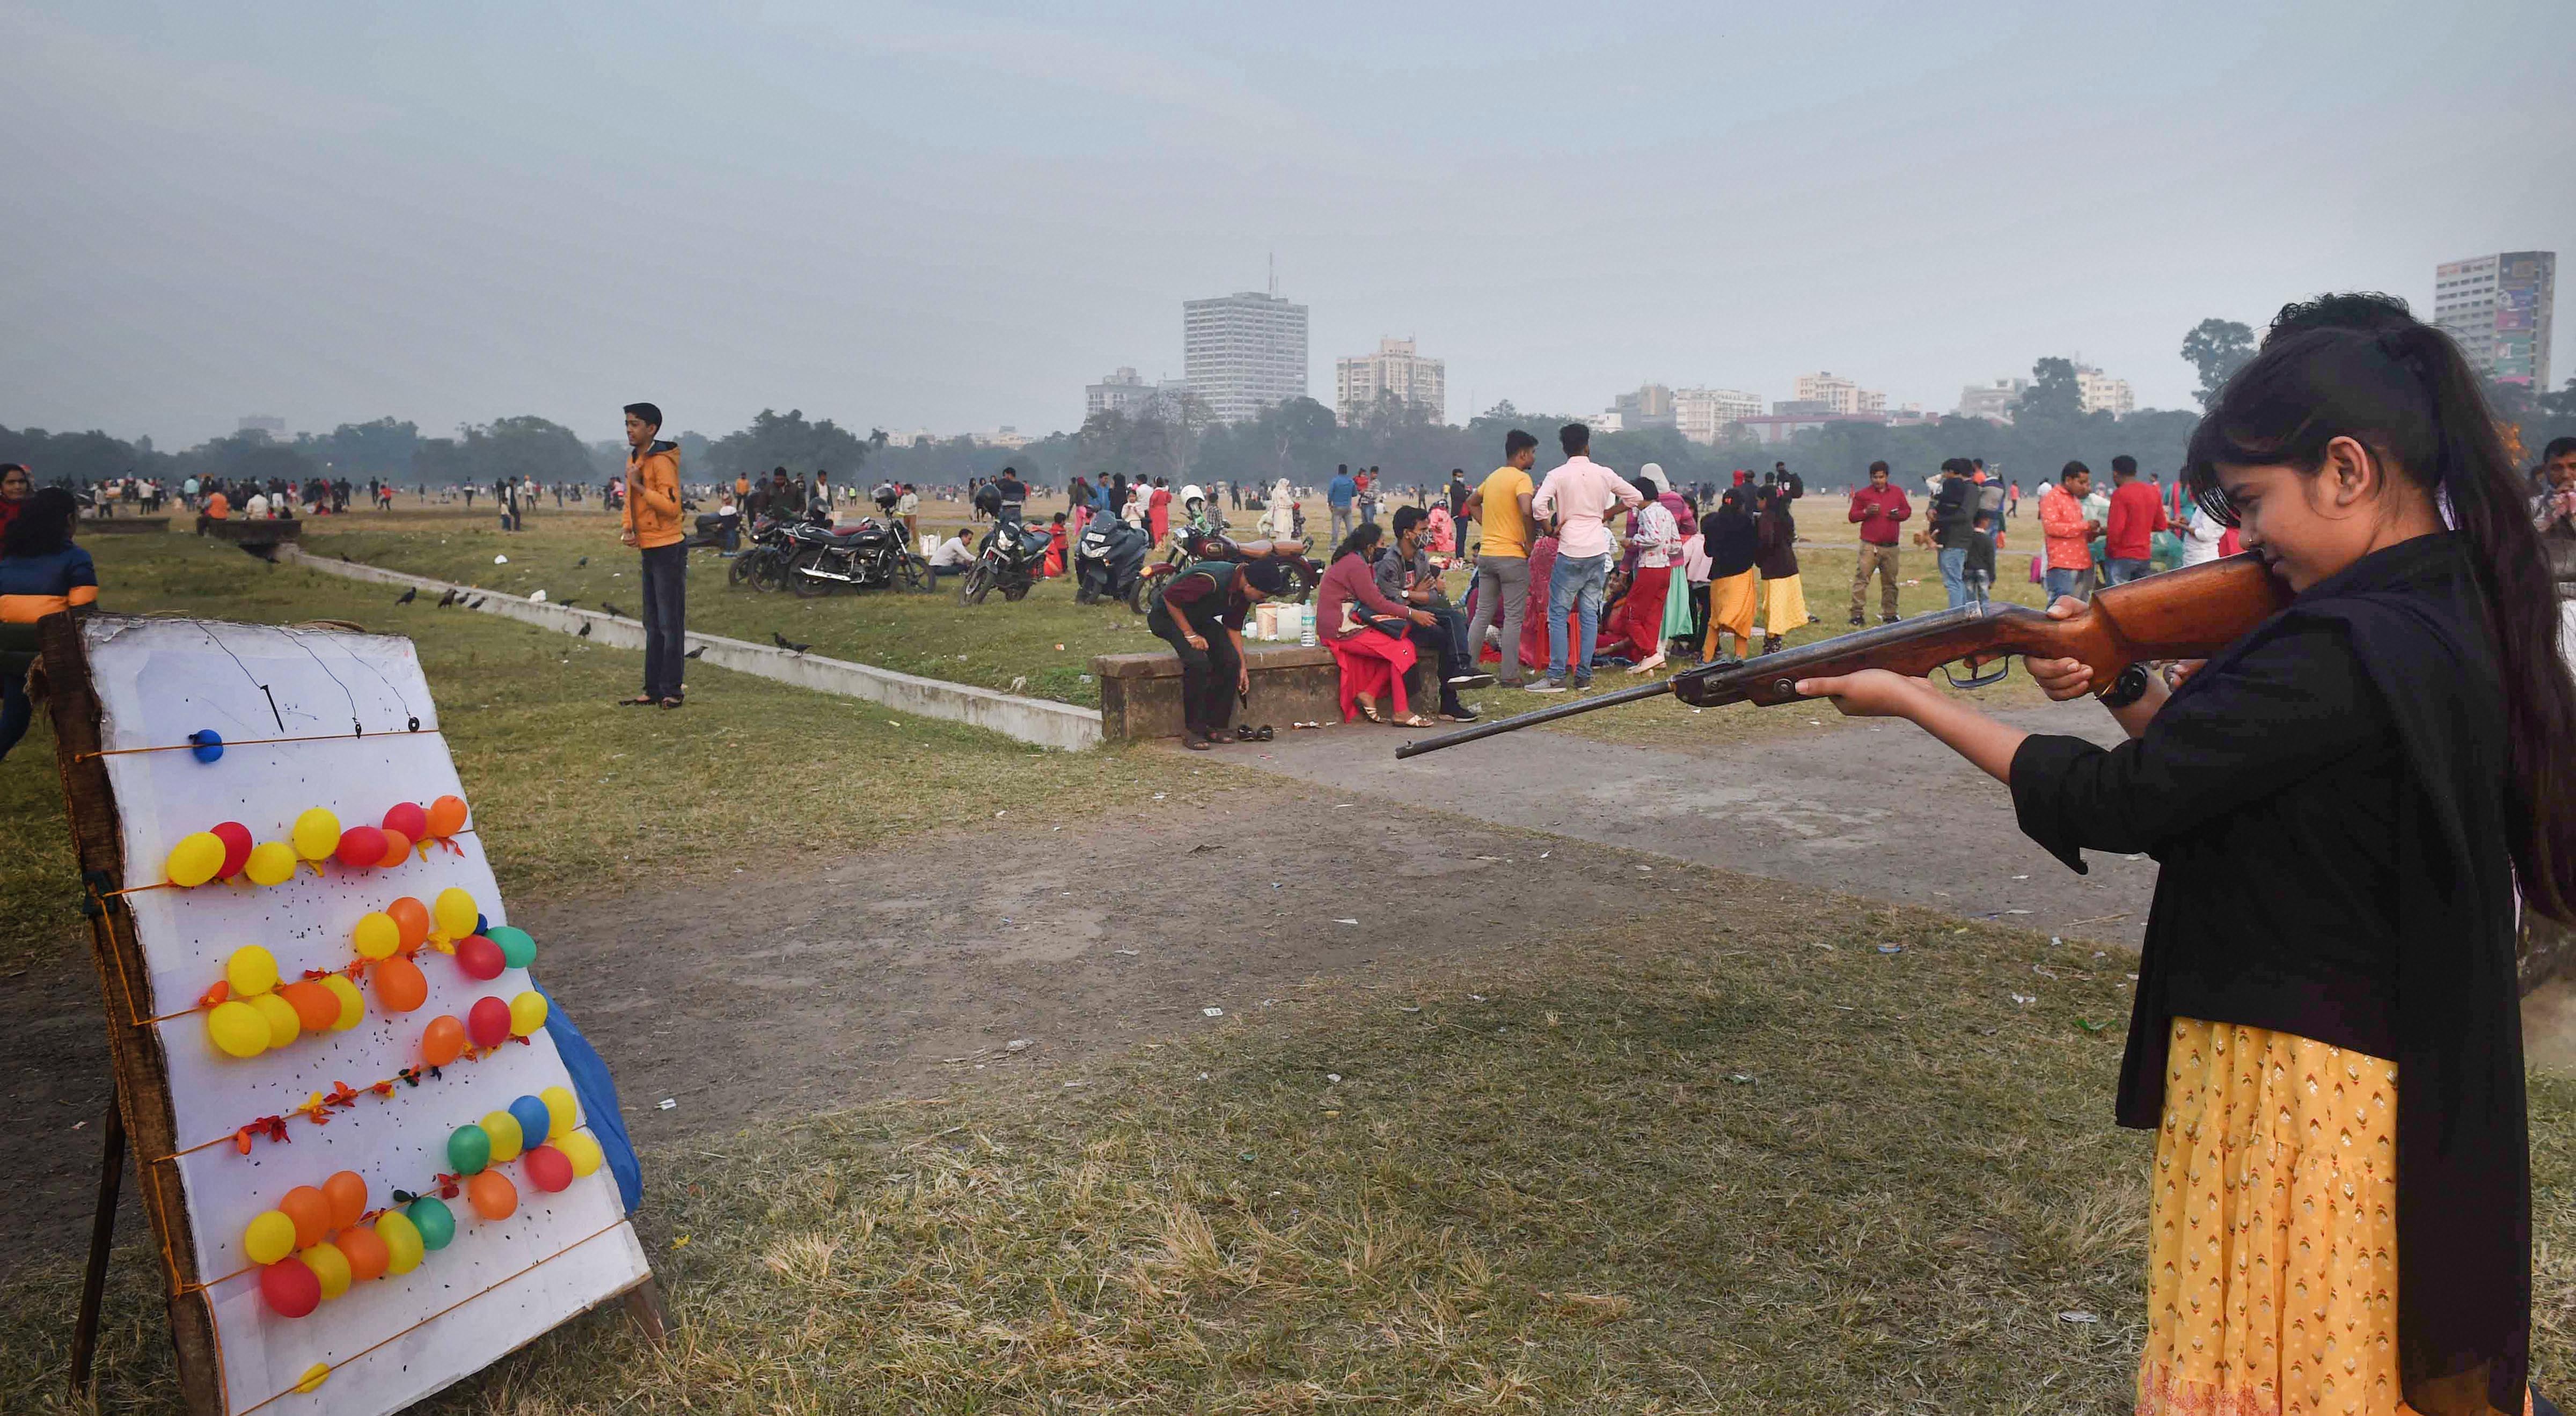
[1942,658,2011,691]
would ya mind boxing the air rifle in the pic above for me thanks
[1394,552,2292,760]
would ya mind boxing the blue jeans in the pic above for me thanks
[2103,557,2151,586]
[1546,552,1610,680]
[2045,567,2094,603]
[1938,546,1968,609]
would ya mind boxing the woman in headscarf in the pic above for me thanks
[1753,484,1805,654]
[1700,485,1759,663]
[1314,521,1430,725]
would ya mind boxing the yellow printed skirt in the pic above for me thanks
[1757,573,1806,638]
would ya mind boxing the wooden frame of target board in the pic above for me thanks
[38,614,662,1415]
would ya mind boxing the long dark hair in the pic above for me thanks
[1331,521,1382,564]
[2183,312,2576,919]
[2,486,77,557]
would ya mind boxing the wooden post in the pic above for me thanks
[68,1100,125,1398]
[622,1275,670,1346]
[38,612,226,1415]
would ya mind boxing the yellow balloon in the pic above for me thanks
[375,1211,425,1275]
[243,1209,297,1266]
[225,945,279,997]
[538,1084,578,1140]
[302,1241,352,1300]
[166,833,225,888]
[251,991,301,1049]
[555,1129,604,1179]
[245,841,298,887]
[291,808,340,862]
[433,887,478,939]
[508,990,548,1038]
[480,1110,524,1164]
[352,912,399,961]
[321,974,365,1031]
[207,1001,268,1058]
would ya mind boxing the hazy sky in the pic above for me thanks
[5,0,2570,448]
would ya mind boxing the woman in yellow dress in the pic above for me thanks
[1796,296,2560,1416]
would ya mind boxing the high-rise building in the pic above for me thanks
[1673,388,1765,444]
[2074,364,2135,417]
[1791,372,1885,416]
[237,414,287,439]
[1956,378,2029,422]
[2436,251,2555,388]
[1085,367,1192,421]
[1334,338,1446,425]
[1184,290,1309,423]
[1612,383,1677,432]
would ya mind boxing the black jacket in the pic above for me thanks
[2010,533,2527,1412]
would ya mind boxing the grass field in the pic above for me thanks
[0,530,1223,975]
[11,896,2575,1413]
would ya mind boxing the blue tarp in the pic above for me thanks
[536,982,643,1214]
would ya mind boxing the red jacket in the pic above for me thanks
[2105,480,2168,562]
[1846,484,1912,546]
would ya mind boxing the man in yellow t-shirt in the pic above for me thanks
[1460,429,1540,686]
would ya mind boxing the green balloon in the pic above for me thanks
[485,925,537,970]
[407,1195,457,1251]
[448,1122,492,1177]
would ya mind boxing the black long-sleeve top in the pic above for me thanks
[2009,533,2528,1414]
[1753,506,1798,578]
[1703,511,1757,579]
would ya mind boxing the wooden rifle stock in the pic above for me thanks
[1395,553,2290,760]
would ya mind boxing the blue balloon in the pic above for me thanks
[475,913,490,936]
[508,1094,552,1150]
[188,730,224,763]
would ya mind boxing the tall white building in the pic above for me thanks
[1956,378,2030,422]
[1184,290,1309,423]
[2436,251,2555,388]
[1334,338,1446,425]
[1791,372,1885,416]
[1673,388,1765,444]
[2074,364,2135,417]
[1086,367,1192,421]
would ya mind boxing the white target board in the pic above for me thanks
[79,616,649,1415]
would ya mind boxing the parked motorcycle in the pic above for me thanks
[957,519,1052,605]
[1139,528,1320,604]
[1074,517,1155,612]
[727,514,796,592]
[787,517,931,597]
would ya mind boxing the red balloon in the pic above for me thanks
[336,826,388,869]
[211,822,254,879]
[261,1257,321,1317]
[381,801,428,841]
[466,996,511,1049]
[522,1144,573,1194]
[454,935,504,981]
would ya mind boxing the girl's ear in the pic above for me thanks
[2322,435,2379,509]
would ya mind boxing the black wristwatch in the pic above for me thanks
[2099,663,2151,709]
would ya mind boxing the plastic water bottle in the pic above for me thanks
[1298,604,1316,647]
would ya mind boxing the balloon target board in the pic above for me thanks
[40,616,655,1415]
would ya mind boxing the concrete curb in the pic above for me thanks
[280,547,1104,751]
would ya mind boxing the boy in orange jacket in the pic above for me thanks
[619,402,687,707]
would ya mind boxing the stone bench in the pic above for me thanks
[1094,640,1439,742]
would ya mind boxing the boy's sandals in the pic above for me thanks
[1355,697,1387,725]
[1395,712,1433,728]
[617,695,657,707]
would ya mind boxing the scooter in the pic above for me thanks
[1074,517,1155,612]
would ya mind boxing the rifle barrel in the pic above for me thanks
[1393,678,1676,759]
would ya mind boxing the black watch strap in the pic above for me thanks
[2099,663,2151,709]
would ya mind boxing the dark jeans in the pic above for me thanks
[2103,557,2151,586]
[640,542,687,700]
[0,662,30,762]
[1148,606,1240,737]
[1406,607,1472,697]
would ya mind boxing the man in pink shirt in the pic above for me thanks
[1527,422,1644,691]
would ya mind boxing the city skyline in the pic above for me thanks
[4,4,2570,449]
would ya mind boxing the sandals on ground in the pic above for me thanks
[1395,713,1435,728]
[658,697,684,709]
[617,695,657,707]
[1355,698,1388,725]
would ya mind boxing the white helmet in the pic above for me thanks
[1180,484,1205,506]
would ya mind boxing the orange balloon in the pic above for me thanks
[279,1186,331,1249]
[321,1170,368,1229]
[420,1014,466,1068]
[375,954,428,1013]
[465,1170,517,1221]
[386,897,430,950]
[376,828,413,868]
[280,981,340,1034]
[425,795,469,839]
[335,1223,390,1282]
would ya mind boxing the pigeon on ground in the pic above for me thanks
[576,556,588,567]
[577,622,592,638]
[773,632,811,654]
[395,587,417,604]
[339,552,353,563]
[436,588,457,608]
[602,602,627,618]
[468,597,487,609]
[684,645,704,660]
